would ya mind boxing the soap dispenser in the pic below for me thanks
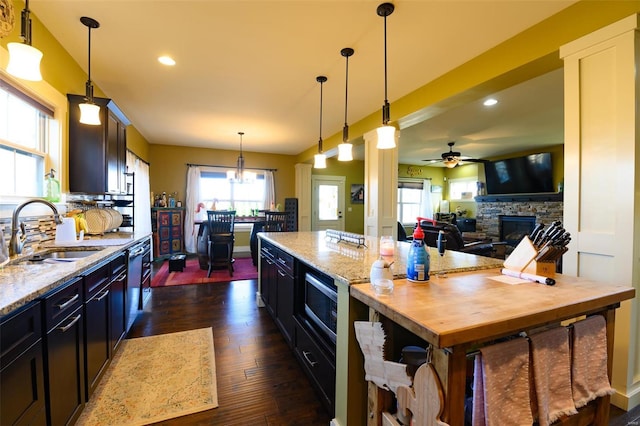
[407,220,430,282]
[44,169,61,203]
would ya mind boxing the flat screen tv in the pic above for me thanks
[484,152,554,195]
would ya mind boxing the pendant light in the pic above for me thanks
[6,0,43,81]
[313,76,327,169]
[338,48,354,162]
[78,17,101,126]
[376,2,396,149]
[227,132,256,183]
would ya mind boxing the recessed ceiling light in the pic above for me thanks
[483,98,498,106]
[158,56,176,66]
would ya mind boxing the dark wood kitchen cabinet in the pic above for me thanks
[42,276,85,426]
[259,241,296,346]
[110,253,128,353]
[0,301,47,426]
[67,94,130,194]
[83,261,112,400]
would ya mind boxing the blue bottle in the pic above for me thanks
[407,223,429,282]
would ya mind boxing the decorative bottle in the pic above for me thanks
[406,221,430,282]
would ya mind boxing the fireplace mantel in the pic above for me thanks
[475,193,563,202]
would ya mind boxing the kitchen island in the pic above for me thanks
[351,270,635,425]
[257,231,504,425]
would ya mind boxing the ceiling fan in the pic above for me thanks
[422,141,487,168]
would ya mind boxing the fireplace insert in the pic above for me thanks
[499,215,536,247]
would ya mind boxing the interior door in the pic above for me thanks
[311,176,345,231]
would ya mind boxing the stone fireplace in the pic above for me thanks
[475,194,563,245]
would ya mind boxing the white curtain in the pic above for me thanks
[419,179,434,219]
[126,151,152,236]
[264,170,275,210]
[184,165,201,253]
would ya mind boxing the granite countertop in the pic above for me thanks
[258,231,504,285]
[0,231,151,316]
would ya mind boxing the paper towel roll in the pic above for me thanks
[55,217,77,243]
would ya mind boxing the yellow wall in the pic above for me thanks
[148,144,297,209]
[312,159,366,234]
[2,0,152,181]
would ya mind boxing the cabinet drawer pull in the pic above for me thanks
[114,271,127,282]
[266,258,274,265]
[278,269,286,277]
[58,314,81,332]
[95,289,110,302]
[302,350,318,367]
[56,294,79,310]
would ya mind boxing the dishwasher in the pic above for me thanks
[126,238,151,331]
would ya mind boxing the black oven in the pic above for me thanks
[303,272,338,345]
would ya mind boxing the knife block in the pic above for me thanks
[503,236,556,277]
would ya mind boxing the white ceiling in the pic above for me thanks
[29,0,572,162]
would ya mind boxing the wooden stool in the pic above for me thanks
[169,254,186,272]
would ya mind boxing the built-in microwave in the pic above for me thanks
[303,272,338,345]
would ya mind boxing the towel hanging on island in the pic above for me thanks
[472,337,533,425]
[571,315,615,408]
[529,327,577,425]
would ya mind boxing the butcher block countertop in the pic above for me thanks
[350,268,636,348]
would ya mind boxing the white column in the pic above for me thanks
[560,14,640,410]
[363,129,399,239]
[295,163,312,231]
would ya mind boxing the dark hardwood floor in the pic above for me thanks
[127,278,332,425]
[128,261,639,425]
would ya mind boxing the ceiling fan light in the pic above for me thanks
[314,153,327,169]
[6,42,43,81]
[376,125,396,149]
[338,143,353,161]
[443,158,458,168]
[79,102,101,125]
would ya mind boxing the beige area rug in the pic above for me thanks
[77,328,218,426]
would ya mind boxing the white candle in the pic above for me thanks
[380,236,395,257]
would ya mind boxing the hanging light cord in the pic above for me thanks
[20,0,33,45]
[378,3,394,126]
[343,52,350,142]
[317,76,327,152]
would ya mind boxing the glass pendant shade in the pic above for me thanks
[6,42,43,81]
[79,102,101,125]
[314,153,327,169]
[338,143,353,161]
[376,125,396,149]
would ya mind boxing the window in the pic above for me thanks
[449,178,478,200]
[200,169,265,216]
[397,181,423,225]
[0,76,58,197]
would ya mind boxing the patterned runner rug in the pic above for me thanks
[77,328,218,425]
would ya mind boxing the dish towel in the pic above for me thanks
[472,337,533,425]
[571,315,615,408]
[529,327,577,425]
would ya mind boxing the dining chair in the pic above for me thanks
[206,210,236,277]
[263,211,288,232]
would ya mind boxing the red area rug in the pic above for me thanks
[151,257,257,287]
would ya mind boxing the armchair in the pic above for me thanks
[418,220,505,258]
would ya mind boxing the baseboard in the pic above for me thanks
[611,383,640,411]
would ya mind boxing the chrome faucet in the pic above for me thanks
[9,198,63,256]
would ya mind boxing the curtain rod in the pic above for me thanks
[186,163,277,172]
[127,149,150,165]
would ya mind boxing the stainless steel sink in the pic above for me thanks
[11,249,104,265]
